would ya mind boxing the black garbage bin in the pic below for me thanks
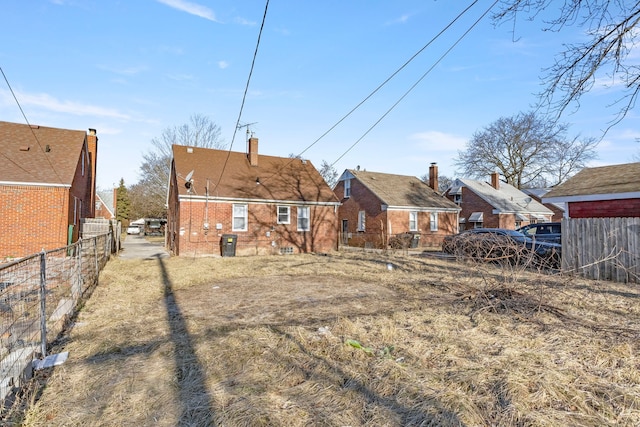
[220,234,237,257]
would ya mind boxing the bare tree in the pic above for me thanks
[133,114,226,218]
[318,160,339,188]
[494,1,640,127]
[455,111,597,188]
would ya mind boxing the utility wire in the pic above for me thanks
[209,0,269,195]
[260,0,479,185]
[330,0,500,167]
[0,66,65,183]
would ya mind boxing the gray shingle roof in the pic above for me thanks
[348,169,460,210]
[454,178,553,215]
[544,162,640,200]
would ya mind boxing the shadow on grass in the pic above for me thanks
[157,255,216,426]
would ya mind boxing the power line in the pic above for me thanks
[330,0,500,167]
[209,0,270,196]
[260,1,480,185]
[0,66,65,184]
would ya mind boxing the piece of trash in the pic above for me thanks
[386,263,393,271]
[346,339,374,355]
[212,286,220,289]
[318,326,331,335]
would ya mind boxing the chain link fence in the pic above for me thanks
[0,232,115,408]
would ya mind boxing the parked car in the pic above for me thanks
[517,222,562,244]
[127,225,142,235]
[442,228,561,267]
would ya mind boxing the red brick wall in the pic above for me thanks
[335,178,387,248]
[0,185,70,259]
[174,200,338,256]
[386,210,458,248]
[568,199,640,218]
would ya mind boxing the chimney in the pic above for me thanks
[491,171,500,190]
[428,162,438,191]
[248,137,259,167]
[87,128,98,217]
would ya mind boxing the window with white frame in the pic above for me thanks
[232,204,248,231]
[344,179,351,198]
[409,211,418,231]
[297,206,310,231]
[430,212,438,231]
[357,210,365,231]
[277,206,290,224]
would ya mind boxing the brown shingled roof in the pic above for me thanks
[545,162,640,199]
[349,169,460,210]
[171,144,340,204]
[0,121,87,185]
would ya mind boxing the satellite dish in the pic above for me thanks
[185,170,194,182]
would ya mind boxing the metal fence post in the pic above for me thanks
[39,251,47,358]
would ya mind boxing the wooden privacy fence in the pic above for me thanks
[562,217,640,283]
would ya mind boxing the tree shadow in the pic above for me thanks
[156,255,216,425]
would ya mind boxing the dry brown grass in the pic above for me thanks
[9,251,640,426]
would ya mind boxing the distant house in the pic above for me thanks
[333,164,460,249]
[444,172,553,230]
[95,189,115,220]
[522,188,565,222]
[166,138,340,256]
[543,162,640,218]
[0,121,98,259]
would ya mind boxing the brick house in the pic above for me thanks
[542,162,640,218]
[95,189,115,220]
[0,121,98,259]
[166,138,340,256]
[444,172,553,230]
[333,164,460,249]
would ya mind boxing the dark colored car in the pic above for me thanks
[517,222,562,244]
[442,228,561,267]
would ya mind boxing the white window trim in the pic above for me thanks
[277,205,290,224]
[409,211,418,231]
[297,206,310,231]
[430,212,438,232]
[357,210,365,232]
[232,204,248,231]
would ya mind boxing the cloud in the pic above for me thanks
[156,0,219,22]
[217,60,229,69]
[234,17,256,26]
[0,89,130,120]
[410,130,468,152]
[385,13,412,26]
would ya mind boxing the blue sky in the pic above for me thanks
[1,0,638,190]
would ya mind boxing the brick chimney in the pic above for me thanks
[428,162,438,191]
[87,128,98,217]
[490,171,500,190]
[248,137,258,167]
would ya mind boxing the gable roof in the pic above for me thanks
[96,190,115,216]
[453,178,552,216]
[0,121,87,186]
[345,169,460,211]
[171,144,340,204]
[543,162,640,203]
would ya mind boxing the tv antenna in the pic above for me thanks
[237,122,258,141]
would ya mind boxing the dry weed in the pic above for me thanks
[12,251,640,426]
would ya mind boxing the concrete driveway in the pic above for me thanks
[119,234,169,259]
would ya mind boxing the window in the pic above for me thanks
[277,206,290,224]
[344,179,351,198]
[453,194,462,204]
[297,206,310,231]
[357,210,365,231]
[409,211,418,231]
[232,204,247,231]
[430,212,438,231]
[81,150,85,176]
